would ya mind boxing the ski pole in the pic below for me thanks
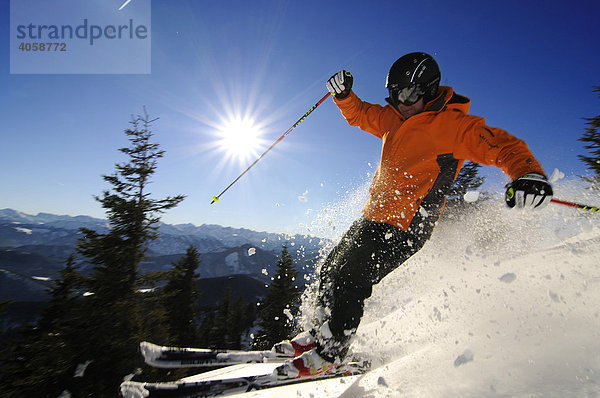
[551,198,600,213]
[211,92,331,204]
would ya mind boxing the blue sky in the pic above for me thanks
[1,0,599,234]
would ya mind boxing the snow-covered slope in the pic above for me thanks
[231,182,600,397]
[348,201,600,397]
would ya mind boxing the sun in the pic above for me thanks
[216,116,264,162]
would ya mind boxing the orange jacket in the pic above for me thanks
[334,86,545,230]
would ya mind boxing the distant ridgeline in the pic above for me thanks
[0,208,327,327]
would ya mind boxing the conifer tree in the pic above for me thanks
[198,288,251,350]
[0,256,85,397]
[225,297,245,349]
[197,313,214,348]
[578,86,600,189]
[209,287,232,348]
[0,112,184,397]
[37,255,84,333]
[162,246,201,346]
[73,111,185,396]
[253,245,300,349]
[0,300,8,339]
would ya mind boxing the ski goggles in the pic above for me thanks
[389,83,425,106]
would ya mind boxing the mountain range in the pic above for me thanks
[0,208,328,304]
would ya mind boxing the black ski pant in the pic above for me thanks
[315,216,435,362]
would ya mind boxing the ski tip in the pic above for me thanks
[120,381,151,398]
[139,341,161,362]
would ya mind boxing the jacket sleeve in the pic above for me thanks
[455,114,546,180]
[333,91,399,139]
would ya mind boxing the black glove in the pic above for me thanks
[505,173,553,209]
[326,70,353,99]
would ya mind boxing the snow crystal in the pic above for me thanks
[549,168,565,183]
[343,328,356,336]
[377,376,389,387]
[122,368,142,382]
[548,290,562,303]
[499,273,517,283]
[454,349,474,367]
[74,360,92,377]
[463,191,480,203]
[248,247,256,256]
[320,322,333,339]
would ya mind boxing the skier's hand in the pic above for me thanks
[505,173,553,209]
[326,70,353,99]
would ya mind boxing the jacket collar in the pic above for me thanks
[427,86,471,113]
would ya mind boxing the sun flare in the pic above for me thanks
[216,116,264,162]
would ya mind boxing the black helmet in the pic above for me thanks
[386,52,441,106]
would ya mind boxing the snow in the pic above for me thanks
[164,178,600,397]
[348,197,600,397]
[463,190,480,203]
[233,180,599,396]
[549,168,566,183]
[283,308,293,321]
[225,252,240,273]
[74,360,92,377]
[498,272,516,283]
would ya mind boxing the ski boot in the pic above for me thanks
[273,348,337,378]
[272,330,315,357]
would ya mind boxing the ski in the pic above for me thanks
[120,360,370,398]
[140,342,292,368]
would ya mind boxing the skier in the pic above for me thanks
[274,52,553,378]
